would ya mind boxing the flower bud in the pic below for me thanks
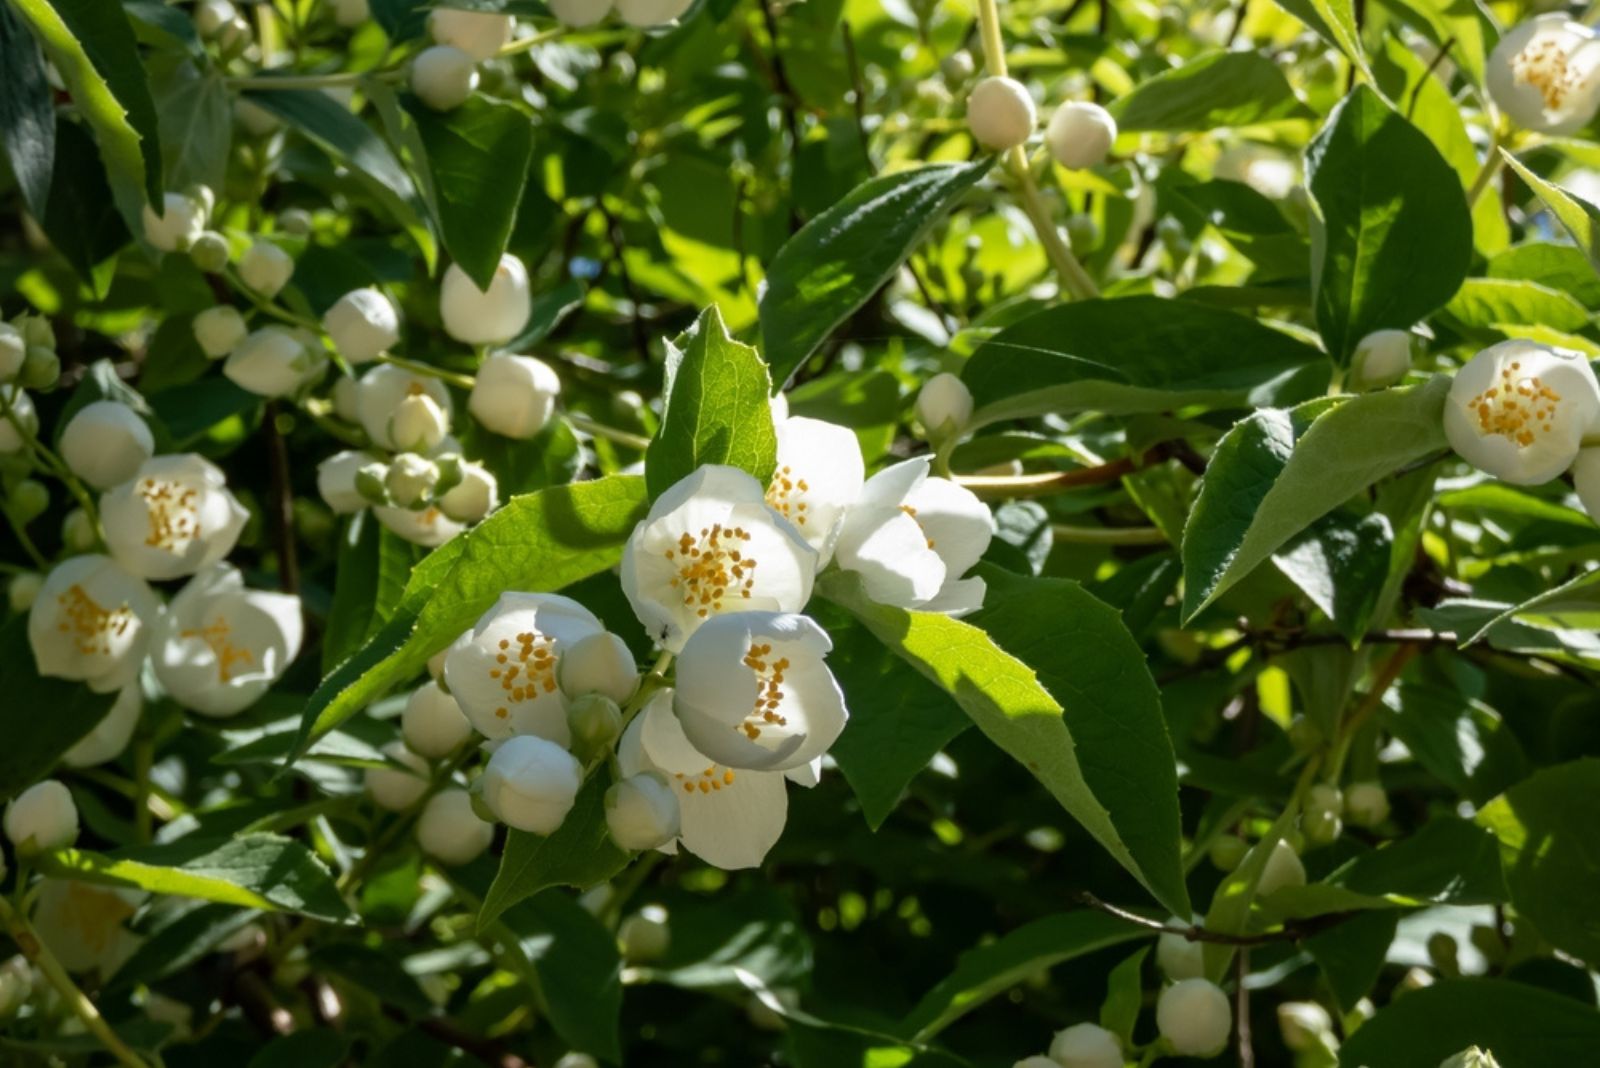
[20,347,58,390]
[0,387,36,454]
[332,375,361,422]
[604,772,680,851]
[225,327,326,397]
[615,0,693,27]
[441,256,532,345]
[1303,805,1342,846]
[432,453,464,494]
[1048,1023,1122,1068]
[941,51,975,84]
[428,8,512,59]
[60,401,156,491]
[1065,213,1100,252]
[554,1055,600,1068]
[966,76,1035,151]
[193,306,249,359]
[618,903,670,961]
[548,0,613,26]
[1427,931,1459,975]
[1349,329,1415,390]
[143,192,205,252]
[1208,834,1248,872]
[558,631,639,705]
[480,734,583,834]
[238,240,295,298]
[356,462,391,505]
[8,571,42,612]
[316,449,372,514]
[61,507,97,552]
[436,461,497,522]
[1257,839,1306,896]
[1156,978,1232,1057]
[416,788,494,865]
[9,479,48,523]
[329,0,369,28]
[189,230,231,273]
[365,741,430,811]
[4,779,79,855]
[915,372,973,439]
[1046,101,1117,170]
[0,323,25,381]
[1344,781,1390,827]
[388,393,450,453]
[567,694,623,763]
[1157,922,1204,981]
[1277,1001,1332,1053]
[1015,1059,1059,1068]
[469,352,559,437]
[15,315,53,350]
[322,287,400,364]
[278,207,313,235]
[236,98,280,137]
[386,453,439,508]
[411,45,479,112]
[356,364,454,450]
[194,0,235,38]
[216,13,252,53]
[402,681,472,759]
[0,956,31,1018]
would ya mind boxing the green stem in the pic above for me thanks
[373,351,476,392]
[227,69,403,91]
[133,738,154,844]
[1466,129,1505,208]
[566,411,652,451]
[1051,523,1167,545]
[227,270,323,332]
[496,25,568,57]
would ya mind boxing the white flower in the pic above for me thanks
[621,465,817,653]
[4,780,78,854]
[428,7,512,59]
[375,504,464,547]
[1343,781,1390,827]
[1444,340,1600,485]
[31,879,143,975]
[1048,1023,1123,1068]
[386,453,440,507]
[101,454,248,580]
[0,386,37,453]
[1488,16,1600,134]
[1277,1001,1333,1053]
[0,322,24,381]
[834,457,994,616]
[411,45,479,111]
[605,772,681,850]
[29,555,160,693]
[62,685,143,768]
[558,631,639,704]
[1157,979,1232,1057]
[548,0,613,26]
[672,612,846,772]
[238,241,294,298]
[60,402,155,491]
[193,306,248,359]
[329,0,369,28]
[437,461,498,522]
[152,565,303,718]
[915,373,974,438]
[416,788,494,864]
[402,681,472,758]
[317,449,374,514]
[392,392,451,453]
[356,364,455,451]
[1157,920,1205,980]
[468,353,560,438]
[142,193,205,252]
[615,0,692,26]
[1257,839,1306,896]
[1045,101,1117,170]
[440,256,531,345]
[366,741,430,811]
[444,592,608,744]
[225,327,327,397]
[322,288,400,364]
[766,416,864,566]
[618,691,795,870]
[1350,329,1415,391]
[966,76,1035,151]
[480,734,584,834]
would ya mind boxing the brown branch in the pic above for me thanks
[1077,892,1353,946]
[955,444,1175,499]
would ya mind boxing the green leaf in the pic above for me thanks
[247,1031,351,1068]
[1305,909,1398,1014]
[150,57,231,193]
[1110,52,1310,131]
[1444,278,1592,335]
[408,94,534,290]
[1489,242,1600,308]
[324,512,383,673]
[645,305,777,499]
[759,161,992,388]
[1291,0,1373,82]
[1339,979,1600,1067]
[818,570,1186,918]
[39,118,130,296]
[0,2,55,218]
[1272,509,1393,642]
[1182,377,1450,619]
[1503,152,1600,277]
[1099,947,1149,1046]
[0,617,119,801]
[1477,759,1600,967]
[39,834,351,923]
[1307,85,1471,365]
[113,902,260,988]
[960,296,1327,426]
[1379,682,1528,805]
[499,890,623,1061]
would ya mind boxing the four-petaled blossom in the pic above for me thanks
[152,565,303,718]
[101,453,249,580]
[672,612,847,772]
[444,592,608,744]
[1443,340,1600,486]
[1488,16,1600,134]
[766,416,864,565]
[621,465,816,653]
[356,364,454,452]
[29,555,161,693]
[834,457,995,615]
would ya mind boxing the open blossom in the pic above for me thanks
[1444,340,1600,486]
[443,592,608,744]
[766,416,863,565]
[62,685,143,768]
[152,565,303,718]
[621,465,817,653]
[672,612,847,772]
[101,453,248,580]
[31,879,143,976]
[29,555,161,693]
[834,457,995,616]
[356,364,454,451]
[60,402,155,491]
[1487,16,1600,134]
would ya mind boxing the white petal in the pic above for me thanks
[834,505,946,606]
[675,767,789,870]
[903,476,994,578]
[920,575,988,617]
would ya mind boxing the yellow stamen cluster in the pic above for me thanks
[676,766,737,794]
[55,584,134,657]
[489,630,558,721]
[181,617,255,682]
[138,478,201,552]
[1467,361,1563,448]
[739,641,790,741]
[1514,37,1586,112]
[664,523,758,619]
[900,503,935,549]
[765,465,811,527]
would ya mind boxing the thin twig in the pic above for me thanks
[1236,950,1255,1068]
[263,401,300,595]
[955,445,1172,498]
[1076,892,1353,945]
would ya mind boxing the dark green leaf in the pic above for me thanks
[40,118,130,296]
[151,57,231,193]
[0,617,119,801]
[1339,979,1600,1067]
[1379,682,1528,806]
[0,2,55,217]
[500,890,622,1061]
[247,1031,351,1068]
[1111,52,1310,131]
[1272,509,1393,642]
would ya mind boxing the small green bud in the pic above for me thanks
[62,508,96,551]
[8,479,48,523]
[14,314,54,350]
[566,693,623,763]
[190,231,231,273]
[1301,806,1342,847]
[355,462,390,506]
[19,347,59,391]
[1064,213,1100,253]
[1427,932,1459,977]
[1287,716,1322,754]
[278,208,313,236]
[1208,834,1249,872]
[433,453,464,496]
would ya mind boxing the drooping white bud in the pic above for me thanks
[1157,921,1205,981]
[915,372,973,439]
[469,352,560,438]
[0,387,34,453]
[401,681,473,759]
[441,256,532,345]
[1045,101,1117,170]
[316,450,372,514]
[1344,781,1391,827]
[59,402,155,491]
[1048,1022,1123,1068]
[411,46,479,112]
[225,327,326,397]
[322,288,400,364]
[480,734,583,834]
[966,76,1036,151]
[238,241,295,298]
[143,193,205,252]
[1277,1001,1333,1053]
[193,306,248,359]
[416,788,494,865]
[0,323,24,381]
[189,231,231,273]
[365,741,430,811]
[557,631,639,704]
[428,8,513,59]
[604,772,681,851]
[1349,329,1415,390]
[4,779,79,855]
[1156,978,1232,1057]
[1257,839,1307,897]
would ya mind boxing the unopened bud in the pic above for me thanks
[194,306,249,359]
[1157,921,1204,981]
[1349,329,1415,391]
[1344,781,1390,827]
[279,207,313,235]
[1208,834,1248,872]
[9,479,48,523]
[411,45,479,112]
[436,462,497,523]
[239,240,295,298]
[402,681,473,759]
[4,779,79,855]
[604,772,680,851]
[1257,839,1306,896]
[15,314,54,350]
[1045,101,1117,170]
[7,572,42,613]
[1156,978,1232,1057]
[0,323,25,382]
[558,631,639,704]
[1277,1001,1332,1053]
[1439,1047,1501,1068]
[1048,1022,1122,1068]
[481,735,583,834]
[915,372,973,440]
[365,741,429,811]
[416,788,494,865]
[618,903,670,962]
[966,76,1035,151]
[20,347,58,390]
[62,508,97,552]
[355,462,390,505]
[189,231,231,273]
[567,694,623,763]
[385,453,439,508]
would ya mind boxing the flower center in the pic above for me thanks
[765,465,811,527]
[138,478,202,552]
[181,616,256,682]
[664,523,759,619]
[739,642,790,740]
[1467,361,1563,448]
[488,631,558,720]
[54,584,135,657]
[1514,37,1585,112]
[675,765,737,794]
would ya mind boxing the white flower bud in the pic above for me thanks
[365,741,430,811]
[0,387,37,453]
[416,788,494,865]
[480,734,583,834]
[61,685,142,768]
[1045,101,1117,170]
[389,392,449,453]
[194,0,235,37]
[356,364,454,451]
[469,352,559,438]
[1307,782,1343,816]
[1277,1001,1332,1053]
[322,288,399,364]
[436,462,497,522]
[618,903,670,961]
[316,450,371,514]
[548,0,614,26]
[1048,1023,1122,1068]
[1157,922,1204,980]
[966,76,1035,151]
[942,51,976,83]
[236,99,280,137]
[615,0,692,27]
[605,772,680,851]
[441,256,532,345]
[1349,329,1415,390]
[193,306,248,359]
[8,571,42,612]
[59,402,155,491]
[1156,978,1232,1058]
[557,631,639,704]
[329,0,369,28]
[1444,340,1600,485]
[1488,17,1600,135]
[1257,839,1306,897]
[0,323,24,381]
[238,241,295,298]
[411,46,479,112]
[1344,781,1390,827]
[225,327,326,398]
[61,507,97,552]
[428,8,512,59]
[143,193,205,252]
[332,375,361,423]
[1209,834,1248,871]
[402,681,473,759]
[189,231,231,273]
[567,694,623,763]
[385,453,439,508]
[4,779,79,855]
[915,372,973,438]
